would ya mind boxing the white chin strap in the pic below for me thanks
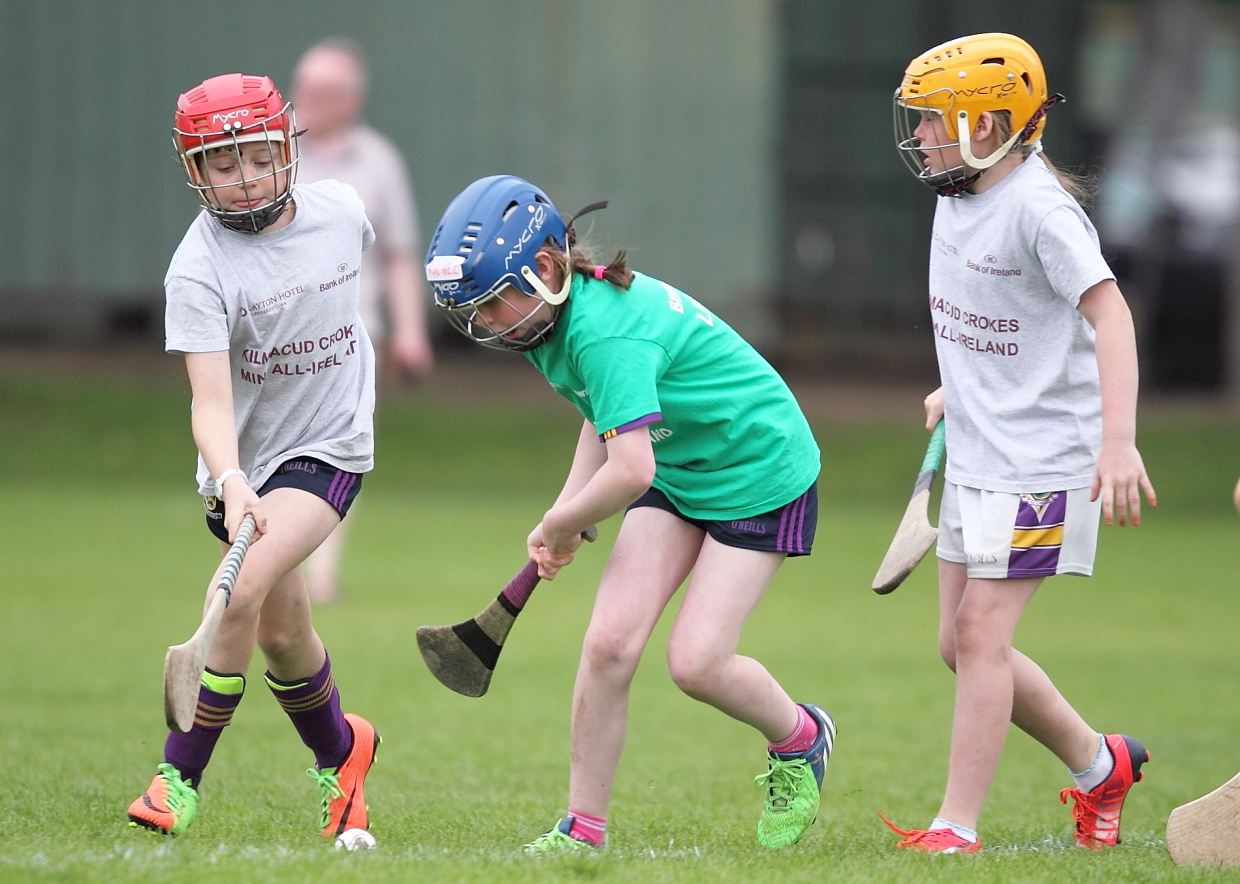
[956,110,1022,170]
[520,247,572,306]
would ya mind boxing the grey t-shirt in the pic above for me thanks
[929,152,1116,492]
[165,179,377,496]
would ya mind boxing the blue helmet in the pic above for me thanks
[425,175,571,351]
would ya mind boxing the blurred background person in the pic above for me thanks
[292,37,434,603]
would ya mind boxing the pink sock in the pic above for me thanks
[566,808,607,846]
[769,705,817,754]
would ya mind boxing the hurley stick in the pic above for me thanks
[872,419,945,594]
[163,513,257,732]
[1167,770,1240,867]
[417,527,597,697]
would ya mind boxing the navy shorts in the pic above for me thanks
[626,482,817,556]
[203,457,363,543]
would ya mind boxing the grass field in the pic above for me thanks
[1,362,1239,883]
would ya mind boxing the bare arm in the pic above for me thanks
[1076,279,1157,525]
[184,351,267,540]
[384,251,433,376]
[529,420,655,578]
[924,386,944,430]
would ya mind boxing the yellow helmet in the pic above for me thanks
[894,33,1062,195]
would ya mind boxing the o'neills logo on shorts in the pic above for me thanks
[280,461,317,475]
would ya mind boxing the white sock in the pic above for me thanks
[1070,733,1114,793]
[930,817,978,843]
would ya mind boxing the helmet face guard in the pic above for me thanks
[894,94,979,197]
[173,73,298,233]
[425,175,571,352]
[430,282,558,352]
[894,33,1060,197]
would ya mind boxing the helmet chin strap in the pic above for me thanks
[516,199,610,307]
[955,95,1064,172]
[521,253,572,306]
[956,110,1022,170]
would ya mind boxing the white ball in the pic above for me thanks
[334,827,377,851]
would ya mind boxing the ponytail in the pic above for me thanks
[541,240,635,290]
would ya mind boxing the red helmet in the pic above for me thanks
[172,73,298,232]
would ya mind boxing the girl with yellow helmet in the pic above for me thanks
[884,34,1158,853]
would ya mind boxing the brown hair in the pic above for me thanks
[541,240,634,290]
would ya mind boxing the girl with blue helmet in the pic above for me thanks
[427,175,833,851]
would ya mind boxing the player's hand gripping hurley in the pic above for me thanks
[872,420,944,594]
[163,513,257,732]
[417,527,597,697]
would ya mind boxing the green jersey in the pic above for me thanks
[526,272,819,519]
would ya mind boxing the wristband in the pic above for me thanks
[214,468,248,495]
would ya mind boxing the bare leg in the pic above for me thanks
[304,515,350,604]
[566,508,702,818]
[666,537,798,742]
[204,487,341,680]
[936,560,1099,829]
[257,563,325,681]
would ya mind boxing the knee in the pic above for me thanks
[219,577,265,625]
[951,606,998,662]
[580,627,643,680]
[256,618,305,660]
[666,642,720,699]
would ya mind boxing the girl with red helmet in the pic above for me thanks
[126,73,379,842]
[883,34,1157,852]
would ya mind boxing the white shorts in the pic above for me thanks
[937,481,1101,580]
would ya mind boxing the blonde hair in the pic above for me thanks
[991,110,1095,207]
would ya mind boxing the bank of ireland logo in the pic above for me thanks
[1019,491,1058,522]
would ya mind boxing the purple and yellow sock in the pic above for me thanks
[163,668,245,788]
[265,652,351,771]
[566,808,607,846]
[768,704,818,755]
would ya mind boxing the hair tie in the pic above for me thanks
[593,265,606,280]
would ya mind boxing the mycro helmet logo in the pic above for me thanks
[504,204,546,270]
[211,109,251,126]
[958,82,1017,98]
[432,280,462,305]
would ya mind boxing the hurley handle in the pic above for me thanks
[217,514,257,607]
[913,420,945,496]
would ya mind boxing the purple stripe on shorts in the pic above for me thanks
[326,469,345,507]
[1007,545,1061,578]
[1008,492,1066,578]
[776,491,806,555]
[326,470,356,512]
